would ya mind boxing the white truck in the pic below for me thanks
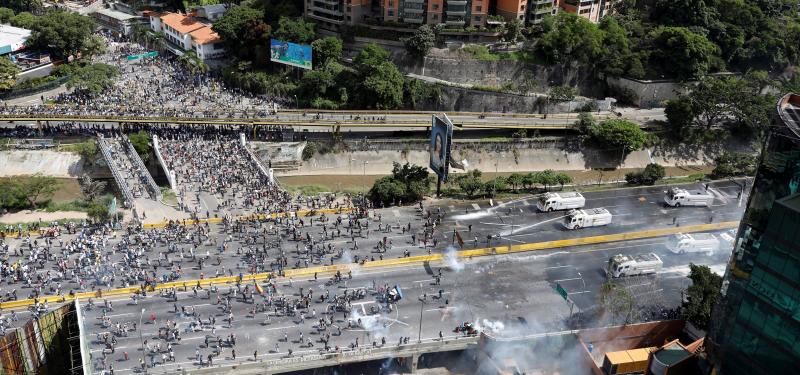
[607,253,663,278]
[563,208,613,230]
[537,192,586,212]
[664,187,714,207]
[666,233,721,255]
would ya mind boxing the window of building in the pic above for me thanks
[433,14,438,19]
[520,4,525,11]
[474,15,480,21]
[389,0,393,6]
[432,3,438,9]
[475,5,481,11]
[388,10,394,16]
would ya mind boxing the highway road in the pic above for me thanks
[0,180,745,374]
[74,231,733,374]
[0,108,666,131]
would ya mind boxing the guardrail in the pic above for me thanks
[0,220,738,311]
[122,134,162,201]
[96,135,134,208]
[151,135,176,191]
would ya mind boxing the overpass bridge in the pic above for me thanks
[0,111,649,131]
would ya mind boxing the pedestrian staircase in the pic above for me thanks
[97,134,162,210]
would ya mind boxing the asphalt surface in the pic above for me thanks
[0,180,747,374]
[75,231,734,375]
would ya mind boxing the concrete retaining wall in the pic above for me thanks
[0,150,83,177]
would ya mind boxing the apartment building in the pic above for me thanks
[305,0,611,32]
[149,12,225,60]
[527,0,556,24]
[558,0,614,23]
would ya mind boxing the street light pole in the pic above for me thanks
[139,308,147,374]
[363,160,369,189]
[417,299,424,344]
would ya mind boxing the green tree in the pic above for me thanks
[538,170,558,191]
[311,37,342,67]
[0,7,14,23]
[367,162,430,206]
[0,0,41,13]
[686,76,742,129]
[642,163,666,185]
[712,152,757,178]
[273,16,315,44]
[0,179,27,210]
[597,17,634,77]
[598,282,636,324]
[360,62,404,109]
[680,264,723,330]
[353,43,390,75]
[458,170,484,198]
[484,176,507,197]
[368,176,407,206]
[21,174,60,209]
[29,9,97,58]
[549,85,578,102]
[664,96,697,133]
[590,119,647,152]
[80,35,107,59]
[0,56,20,91]
[66,63,119,95]
[502,19,524,43]
[79,174,107,203]
[404,25,436,58]
[8,11,34,28]
[555,173,573,189]
[178,51,209,76]
[212,6,268,58]
[522,172,537,190]
[128,131,151,162]
[86,201,110,223]
[536,12,605,65]
[648,26,719,80]
[506,173,525,191]
[390,162,431,202]
[574,112,597,134]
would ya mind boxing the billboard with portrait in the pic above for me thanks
[430,114,453,182]
[270,39,313,70]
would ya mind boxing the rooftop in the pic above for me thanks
[93,7,138,21]
[188,27,221,45]
[776,93,800,138]
[0,25,31,55]
[160,12,206,34]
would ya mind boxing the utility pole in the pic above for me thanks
[139,308,147,375]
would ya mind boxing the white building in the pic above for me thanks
[148,12,225,60]
[0,25,31,56]
[193,4,229,21]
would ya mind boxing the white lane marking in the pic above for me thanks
[471,204,480,210]
[544,265,571,270]
[552,277,582,283]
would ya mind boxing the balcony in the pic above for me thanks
[404,7,424,13]
[404,0,425,3]
[446,0,467,5]
[316,0,340,6]
[310,10,344,23]
[445,19,465,25]
[311,6,343,16]
[403,15,424,23]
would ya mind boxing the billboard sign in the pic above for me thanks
[270,39,312,70]
[430,114,453,182]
